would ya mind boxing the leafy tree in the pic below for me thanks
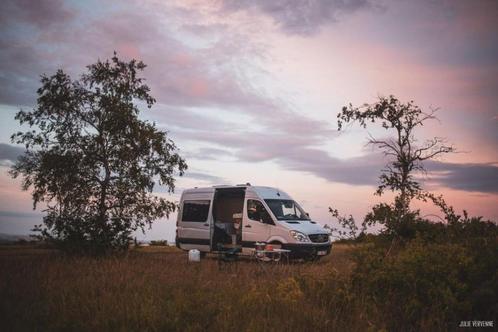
[10,53,187,254]
[336,95,454,237]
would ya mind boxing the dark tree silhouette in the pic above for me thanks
[336,95,454,237]
[10,53,187,254]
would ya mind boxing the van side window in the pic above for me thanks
[182,200,210,222]
[247,200,274,225]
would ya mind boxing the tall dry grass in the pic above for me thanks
[0,245,363,332]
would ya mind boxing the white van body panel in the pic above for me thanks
[247,186,329,242]
[250,186,292,200]
[241,188,270,244]
[266,235,288,244]
[176,189,215,252]
[276,221,328,235]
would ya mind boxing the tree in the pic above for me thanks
[326,208,365,241]
[336,95,454,237]
[10,53,187,254]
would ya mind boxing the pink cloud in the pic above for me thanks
[188,78,209,97]
[117,43,142,59]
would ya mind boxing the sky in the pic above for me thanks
[0,0,497,242]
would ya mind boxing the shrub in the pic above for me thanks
[350,222,498,331]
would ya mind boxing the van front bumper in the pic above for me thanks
[281,242,332,258]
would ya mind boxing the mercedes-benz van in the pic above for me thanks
[175,184,332,259]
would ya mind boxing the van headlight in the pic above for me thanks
[290,230,310,243]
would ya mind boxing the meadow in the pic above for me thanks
[1,244,359,331]
[1,236,496,332]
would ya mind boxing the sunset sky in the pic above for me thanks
[1,0,497,241]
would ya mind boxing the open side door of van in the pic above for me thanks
[211,187,246,250]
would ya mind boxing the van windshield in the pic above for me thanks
[264,199,310,220]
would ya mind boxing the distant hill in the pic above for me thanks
[0,233,32,244]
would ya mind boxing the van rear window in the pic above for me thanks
[182,200,210,222]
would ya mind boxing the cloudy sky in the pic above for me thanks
[1,0,497,241]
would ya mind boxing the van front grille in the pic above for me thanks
[308,234,329,243]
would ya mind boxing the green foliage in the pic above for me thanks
[10,53,187,254]
[329,95,496,330]
[329,189,498,330]
[354,241,470,330]
[351,220,498,331]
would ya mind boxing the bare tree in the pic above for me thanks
[326,208,366,241]
[337,95,454,236]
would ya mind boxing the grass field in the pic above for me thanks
[0,244,360,331]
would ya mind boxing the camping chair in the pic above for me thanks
[216,243,242,271]
[217,243,241,261]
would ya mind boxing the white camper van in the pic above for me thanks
[176,185,332,259]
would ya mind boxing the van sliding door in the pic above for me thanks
[211,188,246,249]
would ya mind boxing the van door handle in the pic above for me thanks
[203,223,209,226]
[245,225,251,228]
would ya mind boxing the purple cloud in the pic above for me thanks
[0,143,24,166]
[222,0,377,35]
[0,0,311,127]
[1,0,497,199]
[0,0,74,29]
[5,139,497,193]
[425,160,498,194]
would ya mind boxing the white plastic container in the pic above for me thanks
[188,249,201,262]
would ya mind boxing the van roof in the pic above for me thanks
[182,185,292,200]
